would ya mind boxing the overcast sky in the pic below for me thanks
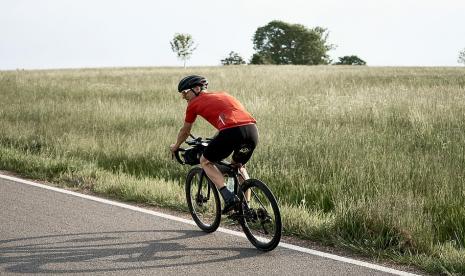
[1,0,465,70]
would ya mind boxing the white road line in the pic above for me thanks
[0,173,420,276]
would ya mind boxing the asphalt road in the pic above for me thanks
[0,175,419,275]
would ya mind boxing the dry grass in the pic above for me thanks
[1,65,464,274]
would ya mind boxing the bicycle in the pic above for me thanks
[173,135,282,251]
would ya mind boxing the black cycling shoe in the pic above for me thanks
[222,196,240,214]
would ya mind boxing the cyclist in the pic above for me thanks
[170,75,258,214]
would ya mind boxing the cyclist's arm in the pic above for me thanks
[172,122,192,151]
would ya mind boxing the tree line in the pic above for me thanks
[171,20,365,66]
[171,20,465,67]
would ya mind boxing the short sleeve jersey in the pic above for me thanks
[185,91,256,130]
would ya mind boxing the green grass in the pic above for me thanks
[1,66,465,274]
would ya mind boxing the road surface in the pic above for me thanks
[0,175,420,275]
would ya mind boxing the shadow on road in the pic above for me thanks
[0,229,261,273]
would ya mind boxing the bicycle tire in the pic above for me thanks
[185,167,221,233]
[238,179,282,251]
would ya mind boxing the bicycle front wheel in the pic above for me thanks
[239,179,282,251]
[185,167,221,233]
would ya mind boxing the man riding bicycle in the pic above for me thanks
[170,75,258,214]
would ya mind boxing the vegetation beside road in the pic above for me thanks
[1,66,464,274]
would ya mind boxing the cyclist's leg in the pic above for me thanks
[229,161,250,184]
[231,125,258,167]
[199,155,225,189]
[201,129,234,189]
[231,124,259,202]
[227,160,250,200]
[202,129,239,213]
[232,163,251,202]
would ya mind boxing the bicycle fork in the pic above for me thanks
[196,171,211,206]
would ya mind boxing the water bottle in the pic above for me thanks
[226,177,235,192]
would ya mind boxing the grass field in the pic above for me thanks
[1,66,464,274]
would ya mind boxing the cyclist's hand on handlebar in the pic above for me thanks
[169,144,178,160]
[169,144,179,153]
[170,144,186,164]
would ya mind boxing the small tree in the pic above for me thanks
[170,33,197,68]
[458,48,465,65]
[334,55,366,65]
[221,51,246,65]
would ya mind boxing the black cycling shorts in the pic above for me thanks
[203,124,258,165]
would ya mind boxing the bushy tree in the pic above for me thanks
[170,33,197,68]
[250,53,265,65]
[458,48,465,65]
[250,20,334,65]
[221,51,246,65]
[334,55,366,65]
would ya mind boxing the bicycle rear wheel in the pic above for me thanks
[239,179,282,251]
[185,167,221,233]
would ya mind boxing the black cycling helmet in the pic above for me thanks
[177,75,208,92]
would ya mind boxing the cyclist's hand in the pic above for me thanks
[169,144,176,160]
[169,144,179,154]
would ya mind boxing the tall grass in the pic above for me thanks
[1,66,464,274]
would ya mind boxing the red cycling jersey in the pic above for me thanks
[184,91,256,130]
